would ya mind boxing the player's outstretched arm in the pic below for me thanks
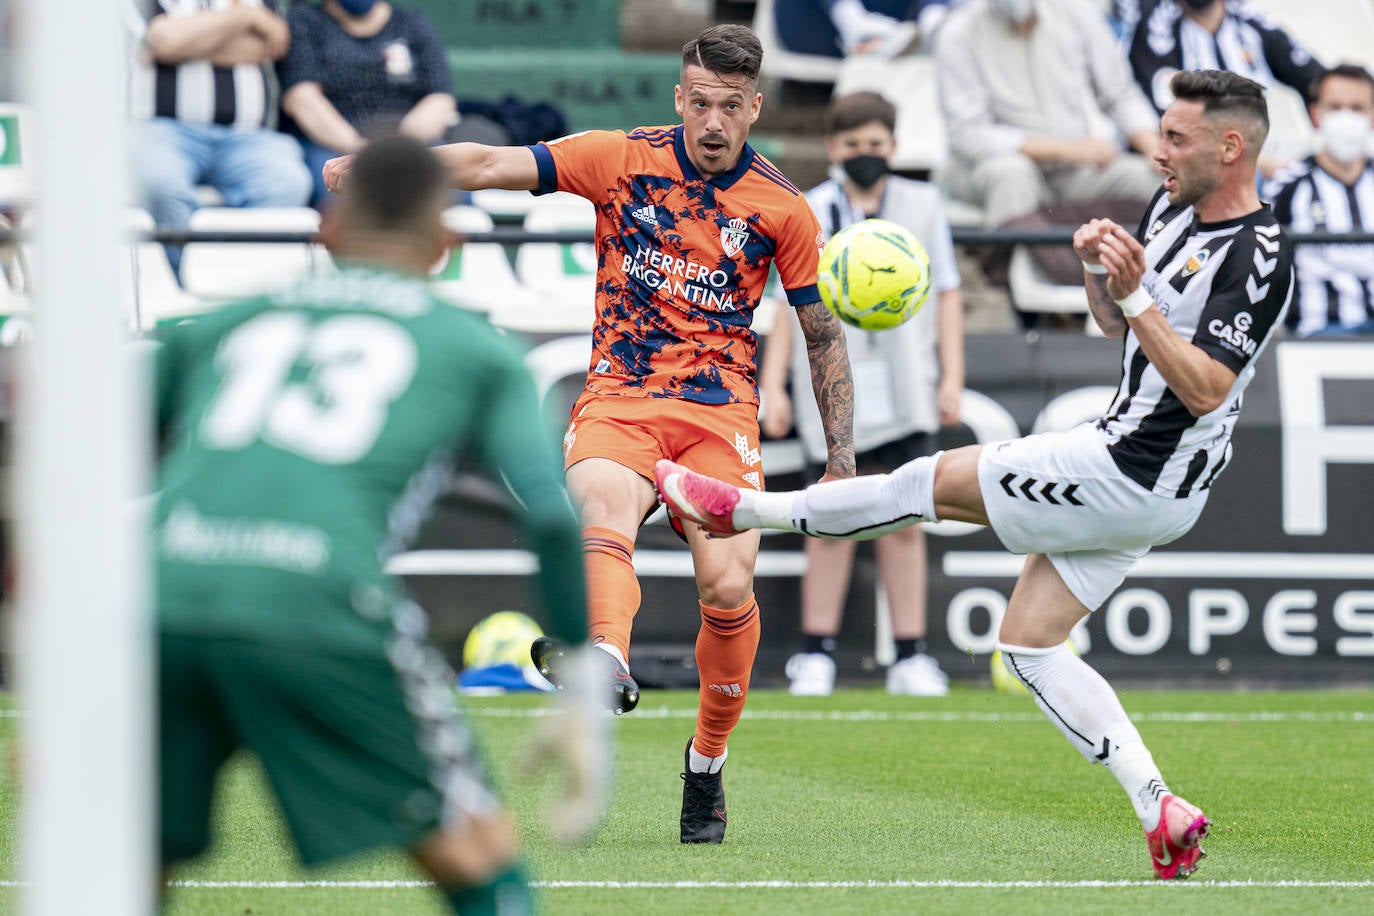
[796,301,856,479]
[324,143,539,195]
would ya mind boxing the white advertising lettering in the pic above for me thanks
[620,246,738,311]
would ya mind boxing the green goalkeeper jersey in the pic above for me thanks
[154,266,586,654]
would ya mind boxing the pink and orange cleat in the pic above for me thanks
[1145,794,1209,879]
[654,459,743,537]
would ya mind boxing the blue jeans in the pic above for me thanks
[131,118,311,274]
[298,137,339,210]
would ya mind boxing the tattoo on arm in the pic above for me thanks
[795,302,856,477]
[1085,273,1127,338]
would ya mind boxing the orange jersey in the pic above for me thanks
[530,125,823,405]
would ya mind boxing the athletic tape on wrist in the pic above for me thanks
[1081,260,1108,275]
[1114,287,1153,318]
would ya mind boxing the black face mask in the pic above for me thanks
[840,154,889,189]
[1181,0,1217,11]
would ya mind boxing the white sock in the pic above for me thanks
[997,641,1166,828]
[689,741,727,775]
[595,642,628,669]
[734,490,798,531]
[736,453,939,539]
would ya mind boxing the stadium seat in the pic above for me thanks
[834,54,948,174]
[0,102,35,207]
[0,275,31,345]
[506,196,597,332]
[431,205,540,316]
[1007,245,1088,313]
[179,207,322,302]
[471,189,537,221]
[753,0,844,84]
[125,208,199,331]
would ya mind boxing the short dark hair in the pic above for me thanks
[344,134,447,230]
[825,92,897,136]
[682,24,763,83]
[1169,69,1269,147]
[1311,63,1374,103]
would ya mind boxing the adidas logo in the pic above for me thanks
[708,683,743,698]
[631,204,658,226]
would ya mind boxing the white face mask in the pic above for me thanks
[991,0,1035,24]
[1319,109,1373,164]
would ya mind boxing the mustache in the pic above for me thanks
[700,133,728,146]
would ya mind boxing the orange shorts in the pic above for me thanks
[563,393,765,492]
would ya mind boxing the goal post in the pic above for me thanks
[15,0,152,914]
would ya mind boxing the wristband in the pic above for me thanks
[1081,260,1108,275]
[1114,287,1153,318]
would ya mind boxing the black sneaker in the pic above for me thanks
[679,737,727,844]
[529,637,640,715]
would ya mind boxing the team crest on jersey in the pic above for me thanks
[720,217,751,257]
[1181,249,1210,277]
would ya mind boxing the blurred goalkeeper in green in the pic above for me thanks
[153,134,606,913]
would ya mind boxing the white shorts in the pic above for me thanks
[976,423,1206,610]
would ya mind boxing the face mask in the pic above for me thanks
[1319,109,1372,164]
[1181,0,1217,11]
[839,154,889,189]
[991,0,1034,24]
[336,0,377,15]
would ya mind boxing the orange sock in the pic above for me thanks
[583,526,640,662]
[693,594,761,757]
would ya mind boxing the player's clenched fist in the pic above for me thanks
[322,154,356,193]
[1072,218,1121,268]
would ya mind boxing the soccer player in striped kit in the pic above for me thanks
[659,70,1293,878]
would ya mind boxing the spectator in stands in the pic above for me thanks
[281,1,455,207]
[776,1,952,59]
[1265,64,1374,337]
[127,1,312,277]
[1128,1,1325,118]
[937,0,1161,227]
[759,91,963,697]
[1109,0,1159,45]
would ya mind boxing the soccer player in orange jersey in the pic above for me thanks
[325,24,856,844]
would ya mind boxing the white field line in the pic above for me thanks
[459,707,1374,724]
[2,879,1364,890]
[1,708,1370,723]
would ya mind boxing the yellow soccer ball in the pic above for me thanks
[818,218,932,331]
[991,639,1081,694]
[463,610,545,670]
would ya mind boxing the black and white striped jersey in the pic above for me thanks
[1097,189,1293,496]
[1128,1,1325,115]
[1265,157,1374,336]
[127,0,279,129]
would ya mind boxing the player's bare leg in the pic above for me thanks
[679,521,761,843]
[998,556,1208,879]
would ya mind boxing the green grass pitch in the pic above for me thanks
[3,687,1373,914]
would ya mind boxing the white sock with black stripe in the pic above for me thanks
[736,453,940,537]
[998,641,1168,829]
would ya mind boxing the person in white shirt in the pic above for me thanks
[759,92,964,697]
[938,0,1161,226]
